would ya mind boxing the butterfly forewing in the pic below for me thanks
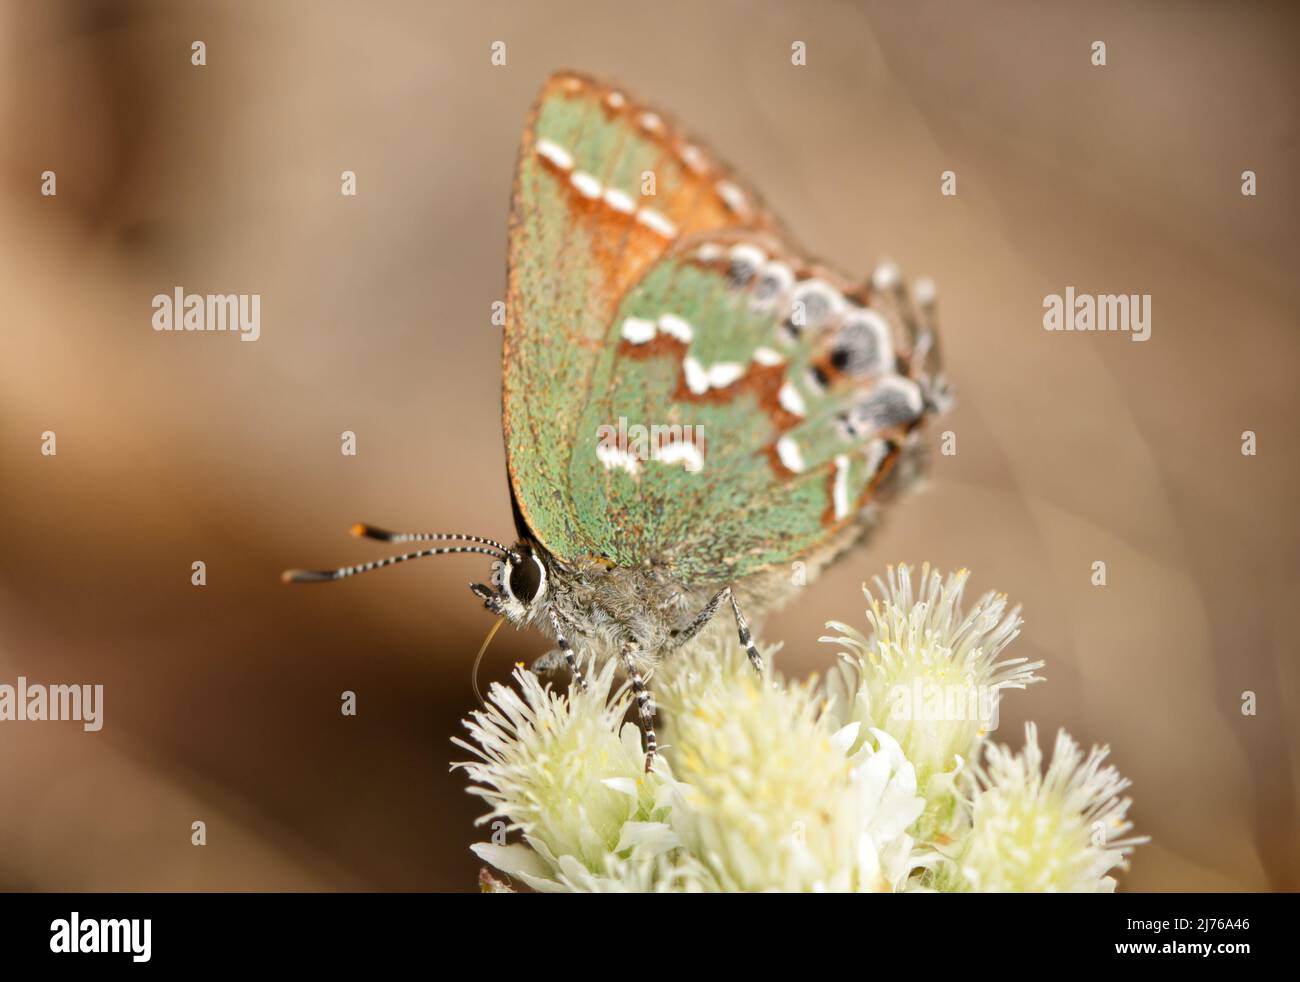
[506,72,937,585]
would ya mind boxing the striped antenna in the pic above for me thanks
[282,544,505,584]
[351,523,518,560]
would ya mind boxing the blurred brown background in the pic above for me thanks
[1,0,1296,891]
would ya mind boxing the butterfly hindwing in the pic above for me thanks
[570,234,936,584]
[504,72,778,562]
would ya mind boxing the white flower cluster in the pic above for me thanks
[455,564,1144,892]
[824,564,1041,842]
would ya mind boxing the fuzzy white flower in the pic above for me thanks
[824,564,1043,837]
[943,723,1147,892]
[453,657,674,891]
[454,564,1143,893]
[656,644,927,892]
[473,838,711,893]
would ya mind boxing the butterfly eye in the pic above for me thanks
[506,553,547,605]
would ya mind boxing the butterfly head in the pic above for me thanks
[471,540,549,624]
[283,525,550,629]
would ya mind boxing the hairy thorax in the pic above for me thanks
[530,510,875,673]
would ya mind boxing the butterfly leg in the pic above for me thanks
[620,640,658,774]
[670,587,732,647]
[547,610,587,691]
[672,587,765,676]
[727,592,765,676]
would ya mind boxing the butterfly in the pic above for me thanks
[285,71,950,773]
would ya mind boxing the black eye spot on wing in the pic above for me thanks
[727,244,765,287]
[831,311,892,377]
[851,379,924,431]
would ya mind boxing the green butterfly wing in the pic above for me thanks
[568,232,939,584]
[504,72,781,562]
[505,73,943,585]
